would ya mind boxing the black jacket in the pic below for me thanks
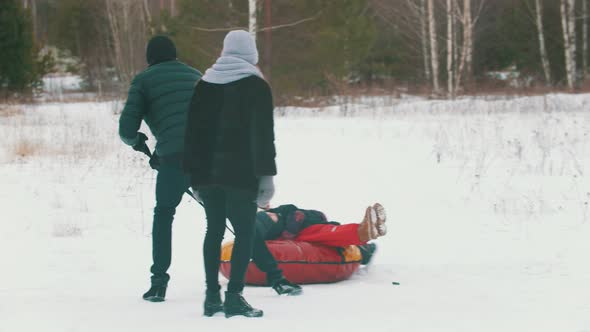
[256,204,340,240]
[119,61,201,156]
[183,76,277,191]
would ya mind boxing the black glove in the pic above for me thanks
[149,152,160,170]
[132,132,149,152]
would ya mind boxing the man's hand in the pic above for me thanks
[149,152,160,170]
[191,188,204,204]
[132,132,149,152]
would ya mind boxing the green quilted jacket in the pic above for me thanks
[118,60,202,156]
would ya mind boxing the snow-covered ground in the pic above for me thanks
[42,74,83,94]
[1,94,589,332]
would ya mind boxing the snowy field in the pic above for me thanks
[1,94,589,332]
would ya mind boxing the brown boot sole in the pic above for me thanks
[373,203,387,236]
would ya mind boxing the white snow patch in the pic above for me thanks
[1,94,589,331]
[42,74,83,93]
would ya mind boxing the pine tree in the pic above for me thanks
[0,0,39,95]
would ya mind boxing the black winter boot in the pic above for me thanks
[203,291,224,317]
[142,285,167,302]
[272,278,303,296]
[223,292,263,318]
[358,243,377,265]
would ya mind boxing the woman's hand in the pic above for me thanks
[257,176,275,209]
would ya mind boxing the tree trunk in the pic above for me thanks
[30,0,37,43]
[420,0,431,82]
[561,0,577,90]
[249,0,258,43]
[568,0,577,87]
[455,0,481,92]
[535,0,552,85]
[463,0,473,84]
[560,0,572,90]
[454,5,459,85]
[106,0,148,88]
[105,0,124,85]
[583,0,588,79]
[447,0,454,97]
[428,0,440,94]
[170,0,176,17]
[143,0,154,35]
[264,0,272,81]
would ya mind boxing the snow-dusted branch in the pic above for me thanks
[191,13,321,33]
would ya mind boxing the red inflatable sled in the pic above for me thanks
[220,240,362,285]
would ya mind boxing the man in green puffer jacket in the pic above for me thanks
[118,35,202,302]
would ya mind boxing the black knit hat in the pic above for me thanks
[146,35,177,66]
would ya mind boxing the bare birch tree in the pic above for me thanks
[561,0,577,90]
[447,0,455,96]
[249,0,258,43]
[533,0,552,85]
[428,0,440,94]
[263,0,272,81]
[143,0,157,35]
[453,4,459,82]
[368,0,432,83]
[464,0,473,80]
[170,0,176,17]
[105,0,149,88]
[398,0,433,83]
[583,0,588,78]
[568,0,576,85]
[31,0,37,42]
[454,0,486,92]
[455,0,473,89]
[22,0,38,42]
[420,0,431,82]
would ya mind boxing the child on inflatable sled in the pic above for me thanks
[250,203,387,296]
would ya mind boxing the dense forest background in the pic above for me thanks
[1,0,589,102]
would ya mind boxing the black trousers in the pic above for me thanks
[198,185,257,294]
[150,157,190,287]
[251,222,284,284]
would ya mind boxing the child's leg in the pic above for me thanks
[294,223,364,247]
